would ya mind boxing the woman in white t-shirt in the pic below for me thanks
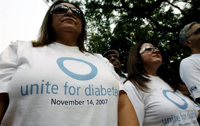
[124,41,199,126]
[0,1,139,125]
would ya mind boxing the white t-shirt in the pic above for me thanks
[120,73,127,83]
[175,90,200,115]
[124,75,199,126]
[180,54,200,101]
[0,40,123,126]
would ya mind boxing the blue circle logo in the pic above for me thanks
[163,90,188,109]
[57,57,98,80]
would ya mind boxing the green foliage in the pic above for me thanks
[47,0,200,84]
[84,0,200,84]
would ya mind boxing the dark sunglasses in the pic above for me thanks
[50,5,82,19]
[106,55,118,60]
[186,27,200,40]
[139,45,159,54]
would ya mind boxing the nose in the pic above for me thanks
[153,49,160,54]
[111,56,115,59]
[109,56,117,62]
[64,8,73,16]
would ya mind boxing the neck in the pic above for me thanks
[115,68,121,75]
[54,32,79,46]
[190,43,200,54]
[144,66,158,76]
[191,48,200,54]
[147,70,157,76]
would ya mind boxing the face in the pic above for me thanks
[187,23,200,48]
[106,53,121,70]
[51,3,82,39]
[140,43,162,70]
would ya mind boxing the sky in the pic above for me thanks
[0,0,52,53]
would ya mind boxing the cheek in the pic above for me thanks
[116,59,121,64]
[51,22,58,34]
[51,17,59,30]
[77,21,83,36]
[140,54,151,63]
[196,34,200,41]
[79,21,83,31]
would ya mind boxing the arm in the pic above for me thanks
[118,91,139,126]
[0,93,9,123]
[0,42,19,123]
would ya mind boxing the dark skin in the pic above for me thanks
[0,93,9,123]
[105,52,121,75]
[118,91,139,126]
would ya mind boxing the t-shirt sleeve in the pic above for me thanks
[124,81,145,126]
[180,58,200,101]
[0,41,19,93]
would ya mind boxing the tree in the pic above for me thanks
[47,0,200,84]
[85,0,200,84]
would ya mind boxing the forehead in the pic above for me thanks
[59,2,76,8]
[106,52,117,57]
[188,23,200,33]
[140,43,154,49]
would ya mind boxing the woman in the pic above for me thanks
[124,41,199,126]
[0,1,138,125]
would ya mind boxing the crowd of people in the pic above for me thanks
[0,0,200,125]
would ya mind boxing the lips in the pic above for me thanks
[153,54,161,58]
[62,18,76,24]
[111,61,119,66]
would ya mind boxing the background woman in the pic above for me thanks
[124,41,199,126]
[0,1,138,125]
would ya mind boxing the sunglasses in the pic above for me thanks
[50,5,82,19]
[139,45,159,54]
[186,27,200,40]
[106,55,118,60]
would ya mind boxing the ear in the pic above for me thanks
[184,40,192,47]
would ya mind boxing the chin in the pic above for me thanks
[156,60,162,66]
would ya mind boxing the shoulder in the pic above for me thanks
[93,53,107,60]
[13,40,31,45]
[1,40,32,55]
[124,80,134,87]
[181,54,199,62]
[124,80,138,91]
[10,40,32,49]
[93,53,113,66]
[180,55,199,67]
[124,81,144,101]
[92,53,120,76]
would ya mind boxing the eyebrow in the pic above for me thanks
[59,4,77,8]
[141,45,154,48]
